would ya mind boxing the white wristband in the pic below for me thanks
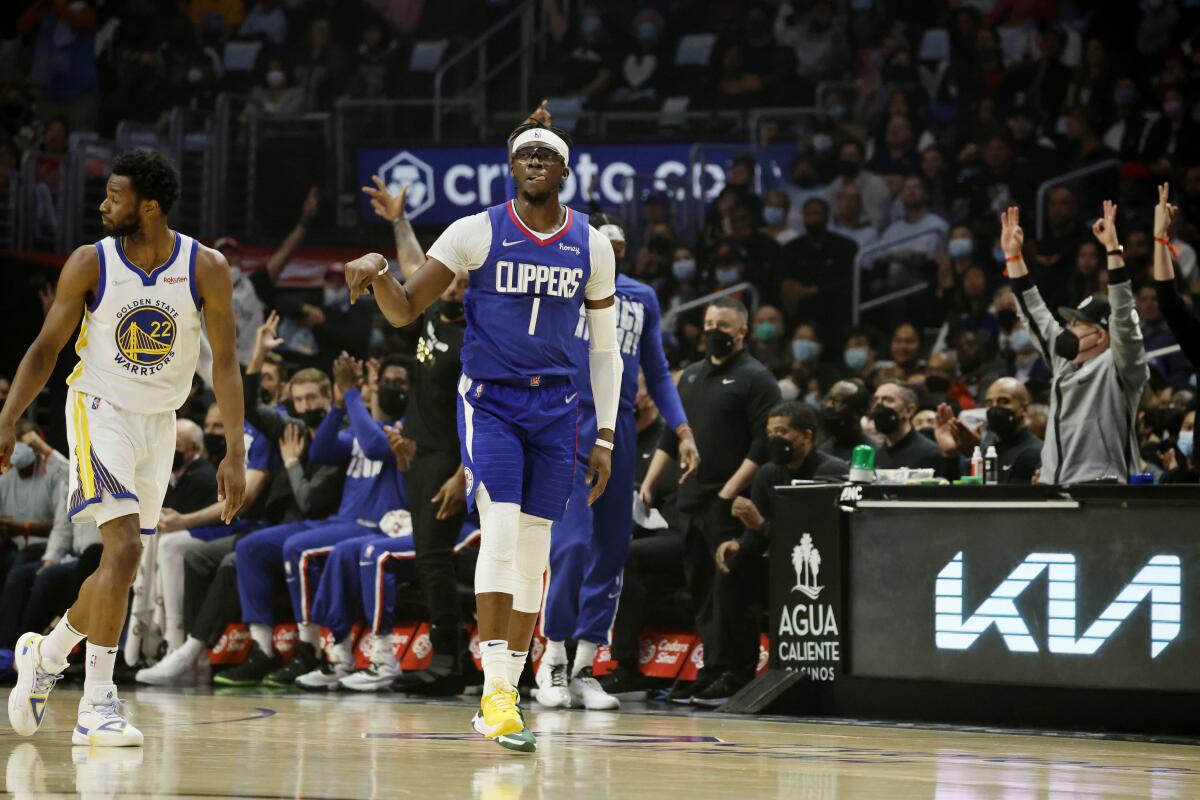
[594,438,614,451]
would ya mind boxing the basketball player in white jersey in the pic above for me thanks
[1,149,246,746]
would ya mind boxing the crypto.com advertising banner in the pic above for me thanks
[356,144,732,226]
[847,503,1198,691]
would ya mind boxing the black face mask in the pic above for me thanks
[377,385,409,419]
[837,159,861,179]
[804,221,827,237]
[924,376,951,394]
[173,450,186,472]
[986,406,1018,440]
[871,405,901,436]
[997,308,1018,332]
[918,427,938,442]
[204,434,226,464]
[1054,329,1080,360]
[299,408,327,430]
[822,409,856,440]
[704,328,736,359]
[767,435,795,466]
[259,387,275,405]
[439,299,465,320]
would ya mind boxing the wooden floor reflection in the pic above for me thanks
[2,688,1198,799]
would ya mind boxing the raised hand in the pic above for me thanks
[300,187,319,225]
[999,206,1024,258]
[1155,183,1178,240]
[1091,200,1120,251]
[363,175,408,222]
[255,310,284,354]
[933,403,963,457]
[279,422,306,463]
[526,98,552,128]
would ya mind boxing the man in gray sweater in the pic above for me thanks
[1001,203,1149,484]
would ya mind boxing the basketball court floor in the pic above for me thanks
[2,688,1198,799]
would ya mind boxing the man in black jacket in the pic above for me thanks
[166,420,218,515]
[819,380,873,461]
[870,381,944,473]
[934,378,1042,484]
[642,297,781,706]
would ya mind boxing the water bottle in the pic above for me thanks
[970,446,983,479]
[984,445,998,484]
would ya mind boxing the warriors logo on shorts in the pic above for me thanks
[115,304,177,369]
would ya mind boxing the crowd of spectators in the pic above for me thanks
[3,0,1200,701]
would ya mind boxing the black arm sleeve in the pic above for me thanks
[1156,279,1200,370]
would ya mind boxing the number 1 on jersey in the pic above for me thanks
[527,298,541,335]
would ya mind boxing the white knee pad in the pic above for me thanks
[474,484,522,597]
[512,513,552,613]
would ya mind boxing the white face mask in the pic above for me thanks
[266,69,287,89]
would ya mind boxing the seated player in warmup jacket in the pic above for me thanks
[215,355,410,687]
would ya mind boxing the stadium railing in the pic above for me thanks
[1034,159,1121,241]
[851,229,948,324]
[662,281,761,331]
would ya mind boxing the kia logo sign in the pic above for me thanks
[935,552,1182,657]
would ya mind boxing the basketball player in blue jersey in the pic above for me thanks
[535,216,698,711]
[345,120,622,753]
[0,149,247,746]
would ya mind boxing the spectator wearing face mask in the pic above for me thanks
[749,305,791,378]
[164,419,219,515]
[0,423,71,590]
[934,378,1042,483]
[778,323,827,402]
[762,190,798,245]
[869,381,945,473]
[820,380,874,460]
[838,327,878,383]
[251,55,304,115]
[1003,204,1149,484]
[1160,407,1197,483]
[779,198,857,345]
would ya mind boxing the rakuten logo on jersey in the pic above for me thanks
[495,260,583,298]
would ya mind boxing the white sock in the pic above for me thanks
[507,650,528,686]
[481,639,511,690]
[572,641,597,677]
[542,639,567,666]
[330,637,354,666]
[297,623,321,648]
[249,624,275,657]
[164,614,186,652]
[84,641,118,696]
[177,637,206,664]
[39,613,85,672]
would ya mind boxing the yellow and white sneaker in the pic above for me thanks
[476,678,523,739]
[72,685,143,747]
[7,633,64,737]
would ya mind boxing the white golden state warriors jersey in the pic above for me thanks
[67,233,203,414]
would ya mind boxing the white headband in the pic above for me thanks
[597,224,625,243]
[510,127,570,165]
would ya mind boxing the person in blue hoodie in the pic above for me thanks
[215,355,411,687]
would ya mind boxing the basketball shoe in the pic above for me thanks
[476,677,523,739]
[134,643,210,687]
[569,667,619,710]
[533,661,571,708]
[472,708,536,753]
[72,684,143,747]
[7,633,64,737]
[212,642,279,687]
[340,639,402,692]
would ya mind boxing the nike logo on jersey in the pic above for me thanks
[495,260,583,299]
[502,239,523,247]
[722,378,736,385]
[565,392,578,404]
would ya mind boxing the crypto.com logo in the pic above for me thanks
[935,552,1181,657]
[378,151,435,220]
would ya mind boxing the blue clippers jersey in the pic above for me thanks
[572,273,689,430]
[461,202,593,385]
[309,389,408,522]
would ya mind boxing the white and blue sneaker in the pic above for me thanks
[7,633,64,737]
[72,685,143,747]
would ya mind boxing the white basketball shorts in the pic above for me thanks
[65,389,176,533]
